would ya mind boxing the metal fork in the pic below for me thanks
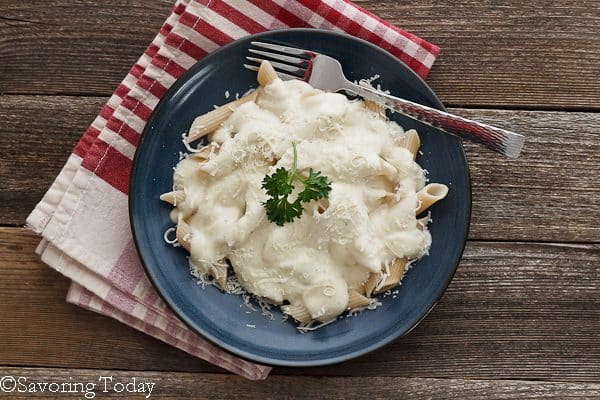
[244,41,524,158]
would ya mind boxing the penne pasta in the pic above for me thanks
[363,272,380,297]
[159,190,185,206]
[190,142,219,162]
[209,262,228,290]
[347,289,372,309]
[355,284,367,295]
[186,91,258,143]
[363,99,386,117]
[282,303,312,324]
[416,183,449,215]
[176,219,192,251]
[374,258,407,294]
[397,129,421,160]
[257,60,278,87]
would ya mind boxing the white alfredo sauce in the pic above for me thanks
[170,78,431,323]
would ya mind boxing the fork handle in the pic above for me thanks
[346,83,524,158]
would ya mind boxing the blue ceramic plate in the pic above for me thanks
[130,29,471,367]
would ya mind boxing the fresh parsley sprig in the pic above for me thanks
[262,142,332,226]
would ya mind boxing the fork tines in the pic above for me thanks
[244,41,315,81]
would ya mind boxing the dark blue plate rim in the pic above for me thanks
[129,28,472,367]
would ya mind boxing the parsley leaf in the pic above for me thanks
[297,168,332,202]
[264,197,303,226]
[261,143,332,226]
[262,167,294,197]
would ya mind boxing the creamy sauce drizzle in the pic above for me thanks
[170,79,431,322]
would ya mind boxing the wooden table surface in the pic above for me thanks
[1,1,599,398]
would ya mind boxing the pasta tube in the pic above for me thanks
[191,142,219,162]
[397,129,421,160]
[186,91,258,143]
[347,289,372,309]
[416,183,449,215]
[281,303,312,324]
[374,258,407,294]
[363,99,386,117]
[159,190,185,206]
[363,272,380,297]
[176,219,192,251]
[257,60,278,87]
[209,262,228,290]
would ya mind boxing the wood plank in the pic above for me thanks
[457,108,600,242]
[0,1,168,96]
[0,368,599,399]
[1,228,598,381]
[0,228,224,375]
[1,1,599,108]
[2,95,599,242]
[353,0,600,109]
[0,96,105,225]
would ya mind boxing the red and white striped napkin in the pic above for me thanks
[26,0,440,380]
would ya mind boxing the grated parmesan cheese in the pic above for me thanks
[163,227,180,247]
[180,131,200,153]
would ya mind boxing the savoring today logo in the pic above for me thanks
[0,375,156,399]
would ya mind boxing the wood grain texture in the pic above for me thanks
[2,95,599,241]
[458,108,600,242]
[0,228,225,374]
[354,0,600,109]
[2,228,598,381]
[0,0,169,96]
[2,0,599,393]
[1,1,599,108]
[1,368,599,399]
[0,96,105,225]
